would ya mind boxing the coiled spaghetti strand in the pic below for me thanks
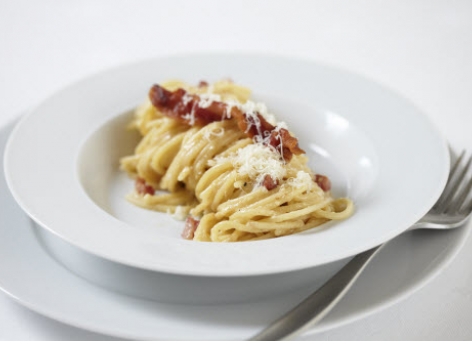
[120,80,354,242]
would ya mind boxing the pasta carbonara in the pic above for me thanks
[120,80,353,242]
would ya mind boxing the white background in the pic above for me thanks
[1,0,472,340]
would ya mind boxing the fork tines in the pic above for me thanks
[433,151,472,214]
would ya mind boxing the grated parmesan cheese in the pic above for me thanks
[187,85,284,133]
[191,84,295,189]
[231,143,286,185]
[198,93,223,108]
[288,171,315,190]
[182,93,193,106]
[239,101,277,126]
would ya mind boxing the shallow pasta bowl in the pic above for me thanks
[3,53,449,302]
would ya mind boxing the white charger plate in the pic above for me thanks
[0,121,467,340]
[3,53,449,276]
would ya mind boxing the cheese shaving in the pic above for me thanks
[231,143,286,185]
[288,171,315,190]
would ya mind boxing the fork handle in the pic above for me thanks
[249,243,385,341]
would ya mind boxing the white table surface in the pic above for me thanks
[1,0,472,340]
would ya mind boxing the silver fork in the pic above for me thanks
[250,150,472,341]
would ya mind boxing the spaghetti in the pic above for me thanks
[120,80,353,242]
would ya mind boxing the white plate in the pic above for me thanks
[0,121,466,340]
[4,53,449,276]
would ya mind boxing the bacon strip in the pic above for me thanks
[181,217,200,240]
[148,84,304,161]
[135,177,155,195]
[261,174,279,190]
[149,85,229,126]
[314,174,331,192]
